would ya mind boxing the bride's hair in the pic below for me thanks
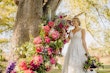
[72,17,81,26]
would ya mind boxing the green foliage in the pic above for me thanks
[16,40,36,58]
[83,56,104,71]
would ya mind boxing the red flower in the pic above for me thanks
[24,69,34,73]
[48,21,54,27]
[63,39,67,44]
[29,60,40,70]
[59,15,63,19]
[36,46,43,53]
[19,61,28,70]
[33,36,42,44]
[58,23,64,28]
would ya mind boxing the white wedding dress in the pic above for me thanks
[62,29,96,73]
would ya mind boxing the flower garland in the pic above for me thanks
[8,15,69,73]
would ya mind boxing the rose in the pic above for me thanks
[48,21,54,27]
[50,57,56,64]
[51,30,60,40]
[19,61,28,70]
[30,60,40,70]
[45,36,51,44]
[36,46,43,53]
[33,36,42,44]
[47,47,53,55]
[33,55,43,65]
[43,25,50,33]
[24,69,34,73]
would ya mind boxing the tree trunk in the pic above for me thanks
[11,0,61,59]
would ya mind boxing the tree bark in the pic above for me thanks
[43,0,61,19]
[11,0,62,59]
[12,0,43,48]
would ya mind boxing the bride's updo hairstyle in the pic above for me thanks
[72,17,81,26]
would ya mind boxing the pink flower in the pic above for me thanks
[48,21,54,27]
[36,46,43,53]
[47,47,53,55]
[33,55,43,65]
[45,36,50,44]
[19,61,28,70]
[33,36,42,44]
[50,58,56,64]
[24,69,34,73]
[43,25,50,33]
[51,30,60,40]
[53,50,59,55]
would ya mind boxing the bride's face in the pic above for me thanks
[72,19,79,27]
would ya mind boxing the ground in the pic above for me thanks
[48,56,110,73]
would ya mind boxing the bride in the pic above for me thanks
[62,17,96,73]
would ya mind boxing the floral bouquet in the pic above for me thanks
[83,55,104,72]
[7,15,69,73]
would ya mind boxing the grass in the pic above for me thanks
[48,65,110,73]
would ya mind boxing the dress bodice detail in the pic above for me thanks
[70,30,82,40]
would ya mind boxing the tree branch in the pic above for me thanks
[14,0,19,5]
[43,0,62,18]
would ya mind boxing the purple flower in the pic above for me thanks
[6,62,16,73]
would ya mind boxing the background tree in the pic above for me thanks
[11,0,62,59]
[68,0,110,50]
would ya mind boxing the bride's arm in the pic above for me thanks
[82,29,89,55]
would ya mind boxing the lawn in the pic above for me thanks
[48,65,110,73]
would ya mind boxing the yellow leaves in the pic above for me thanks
[0,38,8,43]
[103,8,110,20]
[0,0,17,33]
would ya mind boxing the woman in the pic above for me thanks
[62,17,93,73]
